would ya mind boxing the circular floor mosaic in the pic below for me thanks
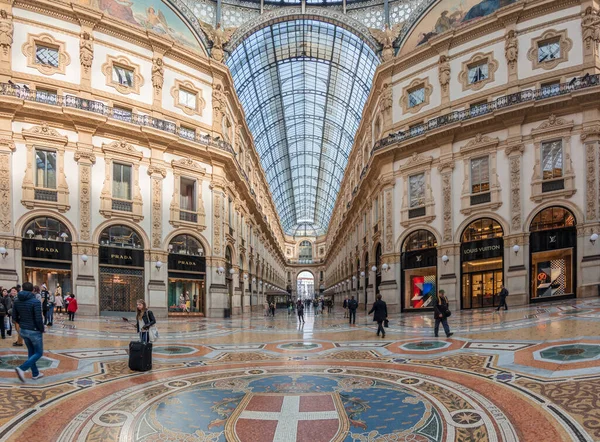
[400,341,450,351]
[152,346,197,355]
[0,355,55,370]
[538,344,600,362]
[59,366,519,442]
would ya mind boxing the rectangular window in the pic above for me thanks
[180,177,196,212]
[468,62,489,84]
[112,65,134,87]
[470,156,490,194]
[541,140,563,180]
[35,45,59,67]
[35,149,57,189]
[408,87,425,108]
[178,88,197,109]
[409,173,425,208]
[112,163,132,200]
[538,39,561,63]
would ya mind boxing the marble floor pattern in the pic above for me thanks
[2,300,600,441]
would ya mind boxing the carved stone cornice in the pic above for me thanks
[460,134,499,155]
[581,125,600,142]
[147,164,167,179]
[74,150,96,164]
[505,142,524,157]
[101,138,143,160]
[531,114,574,138]
[0,138,15,152]
[437,156,455,174]
[22,123,68,145]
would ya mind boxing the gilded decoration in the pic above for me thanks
[101,54,144,95]
[75,150,96,242]
[400,77,433,115]
[170,79,206,117]
[458,51,498,92]
[582,7,600,51]
[0,9,13,57]
[169,158,207,230]
[527,29,572,71]
[369,23,401,62]
[22,33,71,76]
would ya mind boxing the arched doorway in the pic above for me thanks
[167,234,206,315]
[375,243,382,296]
[297,271,314,300]
[529,206,576,301]
[22,216,73,294]
[401,229,438,311]
[99,225,144,314]
[225,246,233,317]
[460,218,504,309]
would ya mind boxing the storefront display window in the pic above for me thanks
[530,207,576,300]
[461,218,503,309]
[168,234,206,315]
[401,230,437,311]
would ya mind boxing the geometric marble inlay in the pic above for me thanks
[539,344,600,362]
[400,340,450,351]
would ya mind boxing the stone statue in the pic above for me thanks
[212,83,227,131]
[0,10,13,55]
[369,24,401,62]
[79,32,93,71]
[582,7,600,50]
[380,83,393,112]
[438,55,451,91]
[504,30,518,67]
[152,57,164,93]
[199,22,237,63]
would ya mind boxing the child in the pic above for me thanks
[67,294,78,321]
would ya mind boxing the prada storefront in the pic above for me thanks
[22,217,72,294]
[167,234,206,315]
[401,230,437,311]
[530,206,577,301]
[461,218,504,309]
[99,225,145,314]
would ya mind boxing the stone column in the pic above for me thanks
[437,157,457,309]
[147,163,167,317]
[209,171,228,318]
[0,137,16,286]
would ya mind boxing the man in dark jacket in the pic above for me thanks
[12,282,45,382]
[496,285,509,311]
[347,296,358,325]
[433,289,453,338]
[369,294,388,337]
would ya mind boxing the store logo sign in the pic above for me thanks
[463,244,501,255]
[110,254,132,260]
[416,255,422,262]
[177,260,196,267]
[35,246,59,253]
[549,235,557,243]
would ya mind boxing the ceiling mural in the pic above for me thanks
[399,0,518,55]
[85,0,203,51]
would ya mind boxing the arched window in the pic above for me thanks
[299,241,312,261]
[23,217,71,241]
[100,225,143,248]
[530,206,576,232]
[169,234,204,256]
[402,229,437,252]
[461,218,503,242]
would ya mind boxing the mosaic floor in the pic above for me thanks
[2,299,600,441]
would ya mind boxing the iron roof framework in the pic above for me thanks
[227,19,378,236]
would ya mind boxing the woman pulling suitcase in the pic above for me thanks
[129,300,156,372]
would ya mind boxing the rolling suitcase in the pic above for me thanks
[129,338,152,371]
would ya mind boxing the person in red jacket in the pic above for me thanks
[67,294,78,321]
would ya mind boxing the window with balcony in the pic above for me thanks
[541,141,563,180]
[470,156,491,205]
[113,106,132,123]
[540,81,560,98]
[35,88,57,105]
[112,163,132,212]
[179,177,197,222]
[34,149,57,202]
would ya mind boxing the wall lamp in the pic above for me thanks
[81,254,89,265]
[217,266,225,275]
[382,263,390,272]
[155,260,163,271]
[0,246,7,259]
[442,254,449,265]
[512,244,520,255]
[591,233,599,245]
[371,265,377,272]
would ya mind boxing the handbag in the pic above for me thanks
[148,325,159,342]
[384,319,389,328]
[444,310,452,318]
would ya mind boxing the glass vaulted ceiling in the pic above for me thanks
[227,20,379,236]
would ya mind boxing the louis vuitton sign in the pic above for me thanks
[461,237,503,262]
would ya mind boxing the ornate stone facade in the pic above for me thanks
[74,150,96,242]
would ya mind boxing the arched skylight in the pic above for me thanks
[227,19,379,236]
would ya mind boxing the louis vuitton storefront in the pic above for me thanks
[401,230,438,311]
[22,217,73,294]
[98,225,145,314]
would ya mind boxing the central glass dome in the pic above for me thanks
[227,19,379,236]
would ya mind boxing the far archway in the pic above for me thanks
[297,271,315,300]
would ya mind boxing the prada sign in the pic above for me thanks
[22,239,72,261]
[168,254,206,273]
[461,237,503,262]
[100,246,144,267]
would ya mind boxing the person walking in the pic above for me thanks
[46,287,55,326]
[0,287,7,339]
[369,294,388,338]
[348,295,358,325]
[54,290,63,314]
[433,289,453,338]
[135,299,156,343]
[9,287,23,346]
[13,282,45,382]
[263,301,269,316]
[67,294,78,321]
[343,297,348,318]
[496,285,509,311]
[297,299,305,323]
[270,301,276,317]
[2,288,11,337]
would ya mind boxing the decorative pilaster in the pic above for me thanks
[438,55,450,105]
[384,187,393,253]
[505,30,518,83]
[581,126,600,221]
[0,138,15,232]
[506,142,524,231]
[74,150,96,241]
[151,56,164,109]
[0,8,13,72]
[438,157,454,243]
[582,6,600,61]
[211,185,224,257]
[148,164,167,249]
[79,31,93,90]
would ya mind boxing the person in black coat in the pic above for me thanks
[135,299,156,343]
[496,285,509,311]
[368,294,388,338]
[433,290,453,338]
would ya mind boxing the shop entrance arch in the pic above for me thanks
[296,270,315,300]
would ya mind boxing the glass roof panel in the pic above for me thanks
[227,19,378,236]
